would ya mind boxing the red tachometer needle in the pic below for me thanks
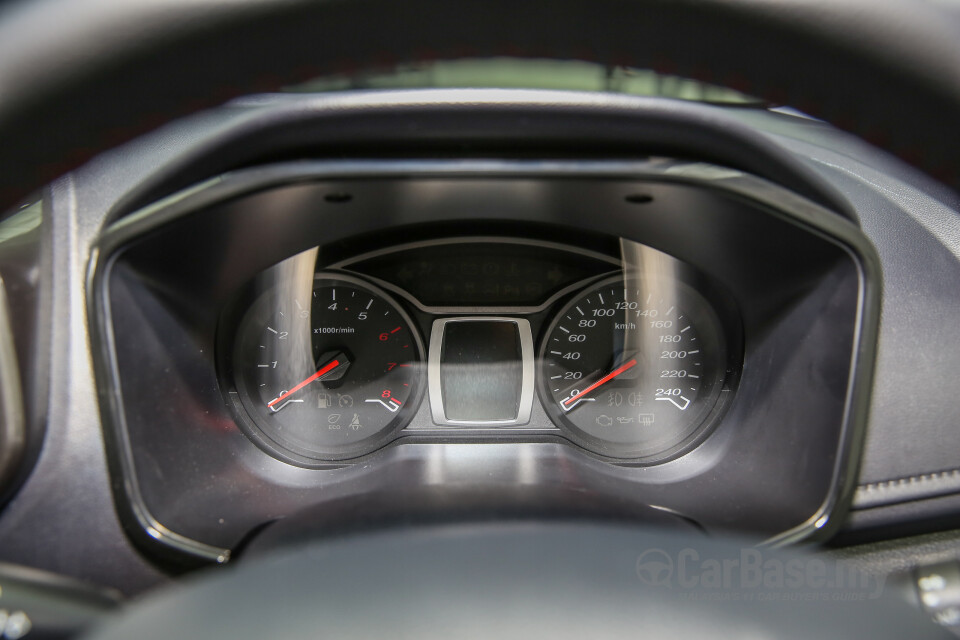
[267,358,341,408]
[562,358,638,408]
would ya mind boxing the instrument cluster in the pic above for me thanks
[221,238,740,465]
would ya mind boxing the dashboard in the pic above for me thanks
[0,77,959,639]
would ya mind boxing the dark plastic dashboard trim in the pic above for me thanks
[98,90,860,225]
[86,158,882,562]
[90,248,232,565]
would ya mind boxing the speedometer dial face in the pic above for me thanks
[538,275,728,461]
[232,273,423,462]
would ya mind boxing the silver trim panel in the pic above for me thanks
[0,276,25,493]
[428,317,535,426]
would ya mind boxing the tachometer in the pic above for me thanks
[232,273,423,462]
[538,275,728,461]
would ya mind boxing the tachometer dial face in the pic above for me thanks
[232,273,423,462]
[538,275,728,461]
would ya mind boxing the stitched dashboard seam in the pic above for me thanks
[854,470,960,509]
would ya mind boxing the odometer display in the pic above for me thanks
[538,275,728,461]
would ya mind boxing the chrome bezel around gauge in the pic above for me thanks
[537,273,732,463]
[227,272,426,465]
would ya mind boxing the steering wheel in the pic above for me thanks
[0,0,959,209]
[1,0,957,637]
[86,522,943,640]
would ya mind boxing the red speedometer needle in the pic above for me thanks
[562,359,638,408]
[267,358,341,408]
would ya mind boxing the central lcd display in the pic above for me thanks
[439,321,522,421]
[347,242,608,307]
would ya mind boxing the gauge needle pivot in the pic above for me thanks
[562,358,638,408]
[267,352,349,408]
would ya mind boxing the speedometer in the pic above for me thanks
[538,274,730,461]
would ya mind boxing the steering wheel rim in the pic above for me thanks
[84,521,948,640]
[0,0,959,212]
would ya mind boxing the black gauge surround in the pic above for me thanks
[88,159,877,561]
[231,273,424,463]
[538,274,729,461]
